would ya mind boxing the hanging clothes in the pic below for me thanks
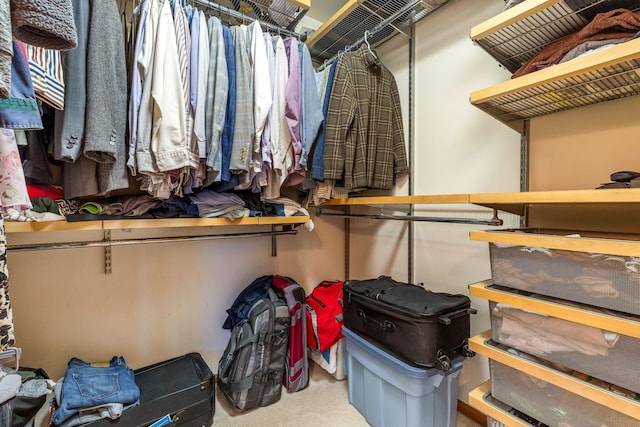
[10,0,77,50]
[84,0,129,196]
[204,16,228,181]
[192,10,209,162]
[127,0,151,175]
[256,30,276,190]
[323,44,408,192]
[234,20,271,192]
[26,46,65,110]
[172,0,198,196]
[0,41,42,130]
[0,215,14,351]
[0,128,32,218]
[282,37,303,187]
[262,35,290,200]
[218,23,235,184]
[298,41,323,185]
[229,25,254,174]
[0,0,12,99]
[53,0,89,164]
[311,59,337,182]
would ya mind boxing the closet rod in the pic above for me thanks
[316,0,421,72]
[318,210,504,226]
[7,228,298,252]
[192,0,301,38]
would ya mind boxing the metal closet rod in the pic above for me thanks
[192,0,301,38]
[7,228,298,252]
[318,209,504,226]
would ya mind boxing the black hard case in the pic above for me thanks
[343,276,476,371]
[87,352,214,427]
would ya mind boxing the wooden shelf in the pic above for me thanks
[469,188,640,215]
[470,37,640,132]
[469,381,537,427]
[469,281,640,339]
[469,331,640,420]
[471,0,583,72]
[4,216,310,234]
[469,228,640,258]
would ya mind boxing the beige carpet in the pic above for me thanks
[214,363,482,427]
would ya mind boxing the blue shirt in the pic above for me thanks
[311,60,337,181]
[220,24,235,182]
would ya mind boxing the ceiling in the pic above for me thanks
[305,0,347,23]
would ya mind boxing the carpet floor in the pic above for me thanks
[214,363,483,427]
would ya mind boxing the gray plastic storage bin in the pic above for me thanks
[490,300,640,393]
[488,228,640,315]
[343,327,462,427]
[490,356,640,427]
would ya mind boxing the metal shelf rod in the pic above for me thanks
[319,210,503,226]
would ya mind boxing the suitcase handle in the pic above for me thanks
[437,308,477,325]
[357,309,395,332]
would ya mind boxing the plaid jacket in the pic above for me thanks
[323,45,408,191]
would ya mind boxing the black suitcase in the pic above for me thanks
[343,276,476,371]
[86,352,214,427]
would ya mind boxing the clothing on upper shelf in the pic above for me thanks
[512,8,640,78]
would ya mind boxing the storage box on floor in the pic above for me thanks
[308,338,346,380]
[488,228,640,315]
[342,327,462,427]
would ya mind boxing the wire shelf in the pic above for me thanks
[197,0,308,30]
[472,0,640,73]
[307,0,450,64]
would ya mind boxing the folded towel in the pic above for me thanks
[10,0,77,50]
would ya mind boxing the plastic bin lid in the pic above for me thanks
[342,326,462,379]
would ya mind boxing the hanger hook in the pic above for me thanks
[364,30,377,59]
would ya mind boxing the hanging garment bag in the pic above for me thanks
[343,276,476,371]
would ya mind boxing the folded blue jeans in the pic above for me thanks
[53,356,139,425]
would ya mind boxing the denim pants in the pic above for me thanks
[53,356,139,425]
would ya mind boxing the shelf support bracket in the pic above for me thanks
[104,230,112,274]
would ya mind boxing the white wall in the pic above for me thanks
[9,0,521,403]
[8,215,345,380]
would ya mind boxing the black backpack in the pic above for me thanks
[218,286,291,410]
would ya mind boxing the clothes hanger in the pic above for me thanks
[364,30,377,60]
